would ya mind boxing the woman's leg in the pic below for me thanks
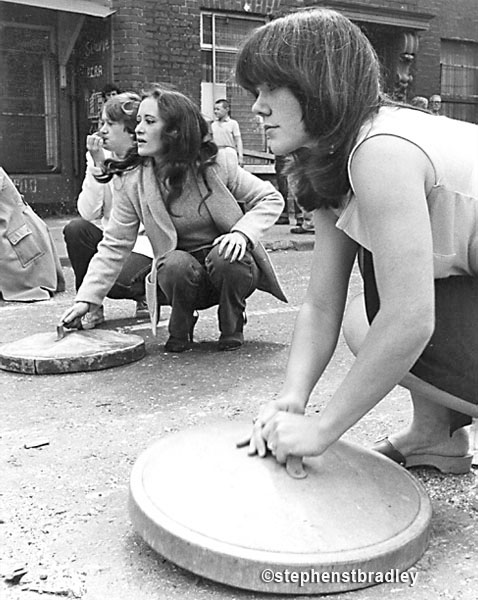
[63,218,103,291]
[387,386,470,458]
[205,246,260,348]
[156,250,206,348]
[106,252,152,301]
[343,293,472,459]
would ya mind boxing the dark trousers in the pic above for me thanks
[155,246,260,339]
[275,155,290,222]
[63,217,152,300]
[359,247,478,433]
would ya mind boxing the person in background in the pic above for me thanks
[274,154,290,225]
[290,202,315,235]
[236,8,478,474]
[274,154,314,233]
[63,92,153,329]
[61,86,286,352]
[287,161,315,235]
[410,96,429,110]
[429,94,442,115]
[101,83,121,102]
[211,99,244,166]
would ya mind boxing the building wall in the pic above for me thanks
[2,0,475,213]
[0,2,78,212]
[112,0,202,104]
[416,0,478,100]
[106,0,478,110]
[411,0,440,98]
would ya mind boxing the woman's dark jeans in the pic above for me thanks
[63,217,152,300]
[155,246,260,339]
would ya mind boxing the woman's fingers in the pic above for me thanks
[213,233,247,262]
[223,240,244,262]
[251,419,268,457]
[262,421,287,464]
[61,308,76,325]
[250,402,282,457]
[229,242,244,262]
[61,302,89,326]
[63,316,83,330]
[235,242,246,261]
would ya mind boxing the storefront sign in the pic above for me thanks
[12,177,38,195]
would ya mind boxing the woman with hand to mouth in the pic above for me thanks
[63,92,153,329]
[61,85,286,352]
[236,9,478,473]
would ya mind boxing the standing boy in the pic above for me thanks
[211,99,244,166]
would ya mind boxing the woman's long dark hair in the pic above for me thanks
[143,86,218,207]
[235,8,384,210]
[101,85,218,209]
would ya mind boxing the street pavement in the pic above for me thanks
[1,227,477,600]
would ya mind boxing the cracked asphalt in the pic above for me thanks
[1,248,477,600]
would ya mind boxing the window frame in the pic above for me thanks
[200,11,272,166]
[440,38,478,123]
[0,20,60,173]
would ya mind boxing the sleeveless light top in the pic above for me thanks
[336,106,478,278]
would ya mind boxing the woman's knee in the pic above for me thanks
[342,293,369,356]
[158,250,202,284]
[63,218,99,245]
[63,217,84,241]
[206,245,255,281]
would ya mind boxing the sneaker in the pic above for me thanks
[81,305,105,330]
[135,298,150,318]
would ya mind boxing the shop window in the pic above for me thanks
[441,40,478,123]
[200,12,268,163]
[0,23,59,173]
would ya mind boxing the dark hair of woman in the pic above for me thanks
[99,85,218,209]
[235,8,385,211]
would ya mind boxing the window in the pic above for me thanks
[200,12,268,163]
[440,40,478,123]
[0,23,59,172]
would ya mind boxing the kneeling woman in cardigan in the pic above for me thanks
[61,86,286,352]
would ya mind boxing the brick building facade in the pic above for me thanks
[1,0,477,211]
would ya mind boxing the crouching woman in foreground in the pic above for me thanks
[237,8,478,473]
[61,86,286,352]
